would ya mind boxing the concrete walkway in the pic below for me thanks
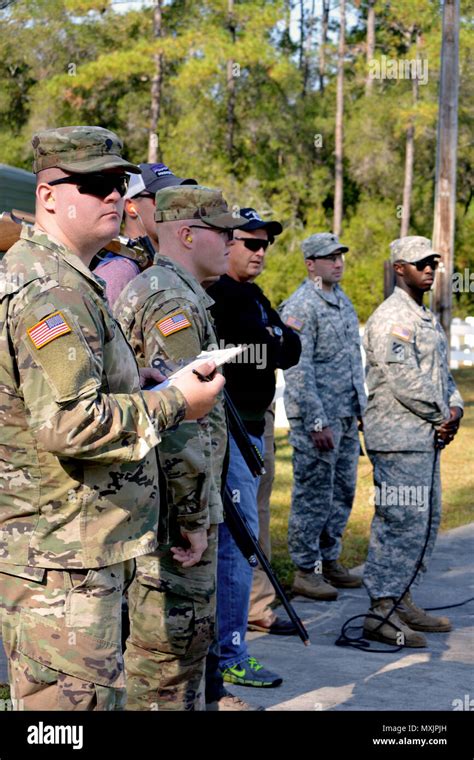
[1,524,472,710]
[230,523,474,711]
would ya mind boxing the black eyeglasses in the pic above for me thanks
[234,237,270,253]
[48,173,129,198]
[404,258,440,271]
[188,225,234,241]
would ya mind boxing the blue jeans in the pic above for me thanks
[217,431,263,670]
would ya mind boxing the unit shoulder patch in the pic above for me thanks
[386,338,406,363]
[27,310,72,349]
[156,310,192,337]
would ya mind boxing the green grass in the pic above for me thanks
[271,368,474,590]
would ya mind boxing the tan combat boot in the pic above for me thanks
[206,691,264,711]
[292,569,338,600]
[323,559,363,588]
[363,597,427,647]
[396,592,452,632]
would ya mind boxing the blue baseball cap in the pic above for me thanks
[126,162,197,199]
[237,207,283,243]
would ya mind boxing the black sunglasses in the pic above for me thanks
[188,225,234,241]
[48,173,129,198]
[404,258,440,272]
[234,237,270,253]
[134,192,155,200]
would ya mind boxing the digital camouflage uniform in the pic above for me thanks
[363,238,463,600]
[114,186,242,711]
[0,127,187,711]
[280,235,366,571]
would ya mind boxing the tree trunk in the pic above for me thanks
[333,0,345,236]
[400,30,419,237]
[299,0,305,72]
[148,0,163,163]
[302,0,315,97]
[432,0,460,344]
[226,0,236,162]
[319,0,329,92]
[365,0,376,95]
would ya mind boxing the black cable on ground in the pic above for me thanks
[335,446,458,653]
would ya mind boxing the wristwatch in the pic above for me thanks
[273,326,283,337]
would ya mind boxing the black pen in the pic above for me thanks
[192,368,214,382]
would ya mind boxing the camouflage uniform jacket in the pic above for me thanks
[280,279,366,433]
[0,227,187,575]
[363,286,463,452]
[114,254,227,531]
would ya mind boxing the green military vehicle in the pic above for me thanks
[0,163,36,215]
[0,164,36,255]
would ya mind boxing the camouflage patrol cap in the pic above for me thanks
[154,185,246,227]
[32,126,141,174]
[390,236,441,264]
[301,232,349,260]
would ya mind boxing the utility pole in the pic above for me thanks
[400,28,420,238]
[431,0,460,344]
[148,0,163,163]
[334,0,345,236]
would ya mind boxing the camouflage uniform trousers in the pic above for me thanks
[0,561,133,711]
[124,528,217,711]
[363,450,441,600]
[288,416,359,570]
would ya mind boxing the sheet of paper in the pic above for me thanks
[144,345,248,391]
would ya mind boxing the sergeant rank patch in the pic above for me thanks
[156,311,192,336]
[27,310,72,349]
[286,315,304,332]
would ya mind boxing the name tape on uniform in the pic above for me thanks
[27,311,72,349]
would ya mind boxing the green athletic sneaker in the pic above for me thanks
[221,657,283,688]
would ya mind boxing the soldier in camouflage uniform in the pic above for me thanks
[280,233,367,600]
[362,236,463,647]
[115,186,245,710]
[0,127,224,711]
[93,162,197,307]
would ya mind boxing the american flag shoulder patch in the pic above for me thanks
[27,310,72,349]
[286,315,304,332]
[391,324,413,342]
[156,310,192,337]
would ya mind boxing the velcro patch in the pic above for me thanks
[286,315,304,332]
[387,339,406,362]
[156,310,192,337]
[391,324,413,342]
[27,310,72,349]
